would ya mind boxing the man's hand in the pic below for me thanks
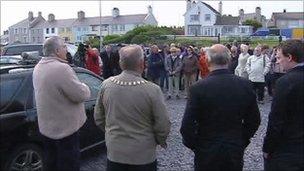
[263,152,269,159]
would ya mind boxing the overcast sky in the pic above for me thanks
[1,0,303,34]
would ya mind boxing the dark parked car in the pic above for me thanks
[0,64,105,171]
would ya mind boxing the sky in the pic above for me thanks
[1,0,303,34]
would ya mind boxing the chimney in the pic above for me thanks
[147,5,153,14]
[218,1,223,16]
[48,14,55,22]
[239,9,244,16]
[28,11,34,21]
[186,0,191,11]
[77,11,85,20]
[283,9,286,13]
[38,11,42,17]
[112,8,119,18]
[255,7,261,15]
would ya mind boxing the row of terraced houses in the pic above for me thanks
[2,0,303,45]
[7,6,157,44]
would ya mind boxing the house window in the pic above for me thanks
[205,14,211,21]
[112,25,118,31]
[241,28,246,33]
[203,28,212,36]
[82,27,87,31]
[66,27,71,32]
[23,28,27,34]
[15,29,18,34]
[101,25,108,31]
[23,37,27,42]
[59,28,65,33]
[289,20,299,27]
[31,30,34,34]
[92,26,98,31]
[46,28,49,34]
[77,27,81,31]
[188,25,201,35]
[190,15,199,22]
[51,28,55,33]
[119,25,125,31]
[32,37,35,42]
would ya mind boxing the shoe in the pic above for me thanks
[166,95,171,100]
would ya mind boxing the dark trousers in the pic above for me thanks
[160,71,169,90]
[264,152,304,171]
[252,82,265,101]
[42,131,80,171]
[265,73,273,96]
[194,142,244,171]
[107,159,157,171]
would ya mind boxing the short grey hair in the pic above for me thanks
[43,36,63,56]
[206,46,231,65]
[119,45,144,71]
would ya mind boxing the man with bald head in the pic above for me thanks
[181,44,260,171]
[94,45,171,171]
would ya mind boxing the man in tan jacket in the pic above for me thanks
[94,45,171,171]
[33,36,91,171]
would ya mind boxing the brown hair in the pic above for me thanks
[278,39,304,63]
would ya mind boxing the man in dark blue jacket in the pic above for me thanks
[180,44,260,171]
[147,45,165,85]
[263,39,304,171]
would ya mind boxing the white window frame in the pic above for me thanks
[205,14,211,21]
[190,15,199,22]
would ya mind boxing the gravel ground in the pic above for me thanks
[81,93,271,171]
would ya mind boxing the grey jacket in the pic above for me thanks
[165,54,183,76]
[94,70,171,165]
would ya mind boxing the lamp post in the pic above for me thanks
[99,0,103,51]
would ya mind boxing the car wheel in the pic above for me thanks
[4,144,45,171]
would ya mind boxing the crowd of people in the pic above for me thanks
[74,41,287,103]
[33,36,303,171]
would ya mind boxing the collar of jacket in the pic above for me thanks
[40,56,68,64]
[208,69,231,77]
[289,64,304,72]
[110,70,148,86]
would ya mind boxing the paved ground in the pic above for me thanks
[81,93,272,171]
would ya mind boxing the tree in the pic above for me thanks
[242,19,262,31]
[102,25,176,44]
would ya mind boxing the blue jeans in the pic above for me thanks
[42,131,80,171]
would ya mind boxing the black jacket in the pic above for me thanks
[263,65,304,154]
[180,69,260,150]
[101,51,121,79]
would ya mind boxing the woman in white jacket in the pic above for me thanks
[235,44,250,78]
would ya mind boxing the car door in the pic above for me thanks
[76,71,105,150]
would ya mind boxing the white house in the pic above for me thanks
[184,0,220,35]
[184,0,253,36]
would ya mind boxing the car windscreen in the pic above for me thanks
[4,45,43,56]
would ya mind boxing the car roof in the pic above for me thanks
[0,63,101,79]
[4,44,43,48]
